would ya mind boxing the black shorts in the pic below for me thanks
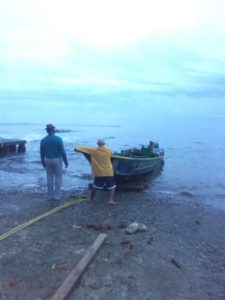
[93,176,117,190]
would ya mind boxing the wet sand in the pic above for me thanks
[0,189,225,300]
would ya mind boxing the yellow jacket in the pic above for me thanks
[75,146,114,177]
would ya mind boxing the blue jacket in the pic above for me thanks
[40,134,68,166]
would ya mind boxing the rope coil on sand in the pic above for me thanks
[0,196,89,241]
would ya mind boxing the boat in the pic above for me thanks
[76,143,164,182]
[111,145,164,182]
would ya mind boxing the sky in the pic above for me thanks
[0,0,225,122]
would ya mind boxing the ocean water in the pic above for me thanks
[0,96,225,209]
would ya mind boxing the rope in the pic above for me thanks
[0,196,89,241]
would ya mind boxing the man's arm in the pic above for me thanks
[74,146,94,154]
[59,138,68,167]
[40,141,45,167]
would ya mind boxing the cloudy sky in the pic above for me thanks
[0,0,225,122]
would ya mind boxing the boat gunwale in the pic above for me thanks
[76,149,163,161]
[111,155,163,161]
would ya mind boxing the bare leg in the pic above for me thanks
[108,188,117,205]
[90,186,96,201]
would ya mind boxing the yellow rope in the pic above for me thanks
[0,196,89,241]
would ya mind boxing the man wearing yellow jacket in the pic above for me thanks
[74,139,117,205]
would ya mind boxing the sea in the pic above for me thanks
[0,96,225,209]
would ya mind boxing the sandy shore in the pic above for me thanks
[0,188,225,300]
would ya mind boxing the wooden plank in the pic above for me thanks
[51,233,107,300]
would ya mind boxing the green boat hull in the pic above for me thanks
[77,146,164,182]
[111,155,164,181]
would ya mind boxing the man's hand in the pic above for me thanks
[65,163,69,168]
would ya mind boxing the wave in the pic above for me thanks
[55,129,73,133]
[104,136,116,140]
[24,134,42,142]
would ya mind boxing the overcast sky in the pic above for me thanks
[0,0,225,99]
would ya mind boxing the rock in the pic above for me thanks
[126,222,147,234]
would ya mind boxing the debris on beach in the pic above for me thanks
[120,240,134,249]
[146,236,154,244]
[72,223,126,231]
[89,280,102,290]
[126,222,147,234]
[171,258,182,269]
[75,249,85,254]
[57,262,70,271]
[72,224,82,229]
[180,191,195,198]
[116,184,146,192]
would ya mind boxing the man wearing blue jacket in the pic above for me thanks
[40,124,68,200]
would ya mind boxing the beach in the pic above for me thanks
[1,0,225,298]
[1,188,225,300]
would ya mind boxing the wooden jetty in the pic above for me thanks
[0,138,26,155]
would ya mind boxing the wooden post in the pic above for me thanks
[18,143,26,153]
[51,233,107,300]
[1,145,9,155]
[9,145,16,153]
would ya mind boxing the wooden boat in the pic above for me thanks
[111,146,164,181]
[77,145,164,182]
